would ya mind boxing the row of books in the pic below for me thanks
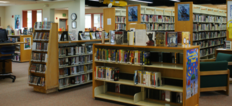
[79,31,108,40]
[32,42,48,51]
[193,14,226,23]
[12,54,20,61]
[59,56,92,67]
[34,22,52,30]
[29,75,45,87]
[199,47,218,57]
[115,16,126,23]
[59,73,91,87]
[95,66,120,81]
[31,53,47,62]
[134,70,162,87]
[145,23,174,31]
[59,64,92,77]
[141,15,174,23]
[8,37,19,42]
[95,48,152,65]
[193,38,224,48]
[30,64,46,73]
[193,31,226,41]
[146,89,182,103]
[59,45,92,56]
[193,24,226,31]
[115,23,126,30]
[33,32,49,41]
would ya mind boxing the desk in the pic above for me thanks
[0,42,25,74]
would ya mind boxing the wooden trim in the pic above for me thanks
[200,86,227,92]
[200,70,228,76]
[200,59,216,62]
[228,62,232,65]
[226,69,230,95]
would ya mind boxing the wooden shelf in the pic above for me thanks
[59,62,92,68]
[95,60,183,70]
[32,50,47,53]
[200,44,224,49]
[59,80,92,90]
[95,93,135,104]
[33,40,49,42]
[30,72,45,76]
[95,79,183,92]
[193,36,226,41]
[59,70,92,79]
[58,39,109,44]
[59,53,92,58]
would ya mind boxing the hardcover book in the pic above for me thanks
[115,31,124,44]
[155,32,166,46]
[90,32,96,39]
[177,32,190,46]
[167,32,178,47]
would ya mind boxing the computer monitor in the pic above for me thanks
[0,29,8,41]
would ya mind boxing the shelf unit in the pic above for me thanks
[103,8,126,32]
[57,39,109,90]
[92,43,200,106]
[140,6,175,31]
[28,23,59,93]
[175,2,226,59]
[8,35,33,62]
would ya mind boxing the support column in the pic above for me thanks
[50,9,55,22]
[68,0,85,33]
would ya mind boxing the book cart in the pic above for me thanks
[103,8,126,32]
[8,35,33,62]
[175,2,226,59]
[28,23,59,93]
[92,43,200,106]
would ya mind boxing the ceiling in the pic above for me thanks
[0,0,227,10]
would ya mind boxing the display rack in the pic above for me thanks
[8,35,33,62]
[175,2,226,59]
[140,6,175,31]
[103,8,126,32]
[92,43,200,106]
[28,23,59,93]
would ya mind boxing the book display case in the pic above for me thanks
[28,23,59,93]
[175,2,226,59]
[8,35,33,62]
[104,8,126,32]
[92,43,200,106]
[140,6,175,31]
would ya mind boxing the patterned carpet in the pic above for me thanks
[0,62,231,106]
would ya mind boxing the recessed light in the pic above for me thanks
[0,1,9,3]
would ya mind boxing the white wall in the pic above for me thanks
[4,1,85,32]
[55,10,68,28]
[0,6,5,28]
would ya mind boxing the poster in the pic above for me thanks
[128,6,138,22]
[178,4,190,21]
[24,37,31,50]
[227,1,232,39]
[15,15,21,29]
[186,49,198,99]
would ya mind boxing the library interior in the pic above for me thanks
[0,0,232,106]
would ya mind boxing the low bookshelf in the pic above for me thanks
[8,35,33,62]
[92,43,200,106]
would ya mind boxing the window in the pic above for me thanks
[23,9,42,29]
[85,14,92,29]
[85,13,103,31]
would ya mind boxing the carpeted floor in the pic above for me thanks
[0,62,231,106]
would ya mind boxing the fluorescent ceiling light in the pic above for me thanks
[170,0,180,2]
[0,1,9,3]
[130,0,153,4]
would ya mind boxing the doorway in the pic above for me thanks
[59,19,67,31]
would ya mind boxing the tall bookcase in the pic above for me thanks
[28,23,59,93]
[140,6,175,31]
[8,35,33,62]
[103,8,126,32]
[175,2,226,59]
[92,43,200,106]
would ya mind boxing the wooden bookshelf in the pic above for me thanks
[8,35,33,62]
[92,43,200,106]
[103,8,126,32]
[175,2,226,59]
[28,23,59,93]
